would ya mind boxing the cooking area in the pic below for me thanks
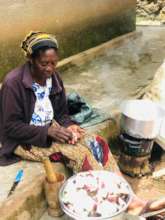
[32,26,165,220]
[61,25,165,180]
[119,99,165,177]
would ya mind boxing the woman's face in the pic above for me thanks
[31,48,58,80]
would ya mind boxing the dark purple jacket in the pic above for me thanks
[0,62,73,166]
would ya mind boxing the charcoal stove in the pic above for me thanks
[118,132,154,177]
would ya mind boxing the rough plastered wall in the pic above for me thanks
[0,0,136,80]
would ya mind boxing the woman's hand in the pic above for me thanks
[67,124,85,144]
[48,124,73,143]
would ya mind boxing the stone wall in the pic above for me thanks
[137,0,165,21]
[0,0,136,80]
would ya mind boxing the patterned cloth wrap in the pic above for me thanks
[15,134,119,173]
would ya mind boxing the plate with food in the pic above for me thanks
[59,171,133,220]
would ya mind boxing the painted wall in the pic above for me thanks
[0,0,136,80]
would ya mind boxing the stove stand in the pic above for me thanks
[118,133,154,177]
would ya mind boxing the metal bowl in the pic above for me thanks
[120,99,165,139]
[59,171,133,220]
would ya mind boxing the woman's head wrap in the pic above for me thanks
[21,31,58,57]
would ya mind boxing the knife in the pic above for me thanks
[7,169,24,197]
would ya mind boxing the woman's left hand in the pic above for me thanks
[67,124,85,144]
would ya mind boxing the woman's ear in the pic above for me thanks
[27,55,33,65]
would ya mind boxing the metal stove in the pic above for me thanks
[118,132,154,177]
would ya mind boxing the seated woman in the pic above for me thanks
[0,31,164,217]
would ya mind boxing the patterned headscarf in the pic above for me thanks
[21,31,58,57]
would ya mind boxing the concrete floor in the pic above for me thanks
[0,161,44,202]
[62,26,165,113]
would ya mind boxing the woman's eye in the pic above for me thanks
[41,63,47,67]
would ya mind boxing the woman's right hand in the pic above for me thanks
[48,124,73,143]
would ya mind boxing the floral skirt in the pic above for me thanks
[14,134,119,173]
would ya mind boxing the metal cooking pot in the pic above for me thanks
[120,99,165,139]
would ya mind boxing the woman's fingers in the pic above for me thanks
[50,124,85,144]
[55,137,66,143]
[68,132,78,145]
[78,127,85,133]
[68,139,76,145]
[59,127,72,137]
[75,127,85,135]
[48,125,73,143]
[56,128,73,142]
[67,125,85,141]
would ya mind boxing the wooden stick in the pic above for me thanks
[43,158,57,183]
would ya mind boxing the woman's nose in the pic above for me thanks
[46,65,54,73]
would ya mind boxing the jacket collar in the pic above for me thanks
[22,62,33,89]
[22,62,62,94]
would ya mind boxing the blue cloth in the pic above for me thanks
[67,92,110,128]
[88,138,103,164]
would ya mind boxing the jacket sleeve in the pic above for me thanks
[1,82,50,147]
[54,75,74,128]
